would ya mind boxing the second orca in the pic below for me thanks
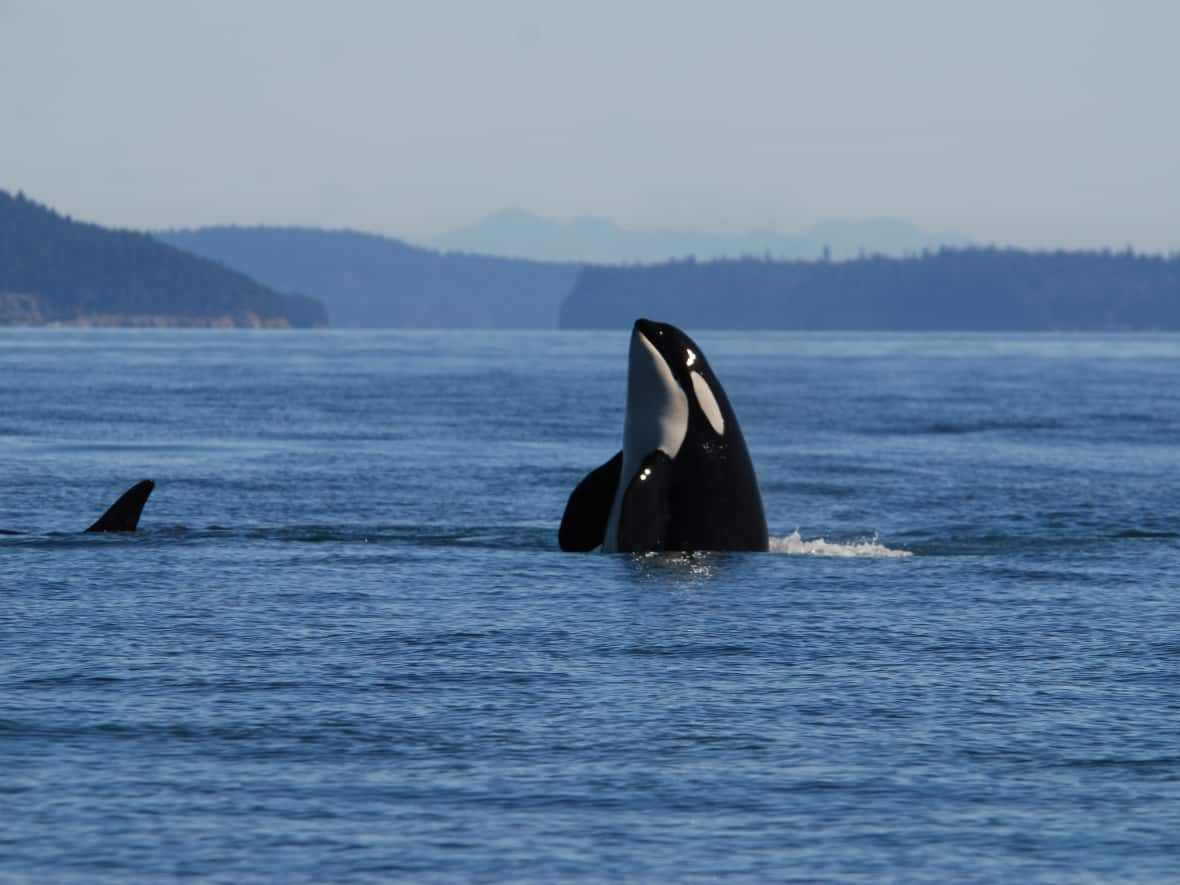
[0,479,155,535]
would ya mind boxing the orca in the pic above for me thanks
[0,480,155,535]
[85,479,155,532]
[559,319,768,553]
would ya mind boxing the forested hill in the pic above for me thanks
[0,191,326,327]
[559,249,1180,331]
[156,227,581,328]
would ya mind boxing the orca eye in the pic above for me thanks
[686,349,696,368]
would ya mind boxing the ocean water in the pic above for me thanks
[2,328,1179,883]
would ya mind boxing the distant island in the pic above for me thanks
[8,189,1180,332]
[560,249,1180,331]
[428,208,966,264]
[156,227,580,329]
[0,190,326,328]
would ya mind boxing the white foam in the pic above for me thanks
[769,529,912,558]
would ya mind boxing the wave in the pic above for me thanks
[862,418,1063,436]
[1114,529,1180,539]
[3,523,914,557]
[769,529,912,558]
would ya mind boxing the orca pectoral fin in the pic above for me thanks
[85,480,155,533]
[617,450,673,553]
[558,452,623,552]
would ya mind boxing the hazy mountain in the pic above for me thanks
[560,248,1180,331]
[0,191,325,327]
[429,209,966,264]
[157,227,580,329]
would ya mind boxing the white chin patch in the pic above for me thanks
[691,371,725,435]
[624,330,689,460]
[604,329,690,553]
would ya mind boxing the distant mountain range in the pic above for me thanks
[428,209,966,264]
[0,190,325,327]
[156,227,579,329]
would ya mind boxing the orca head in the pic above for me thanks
[626,319,729,456]
[596,318,763,554]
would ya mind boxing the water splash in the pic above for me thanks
[770,529,912,558]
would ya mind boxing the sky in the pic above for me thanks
[2,0,1179,252]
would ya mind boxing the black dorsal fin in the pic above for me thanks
[558,452,623,552]
[85,480,155,533]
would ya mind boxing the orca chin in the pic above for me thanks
[559,319,768,554]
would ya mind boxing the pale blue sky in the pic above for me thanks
[3,0,1178,251]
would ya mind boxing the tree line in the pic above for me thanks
[0,190,326,327]
[559,248,1180,331]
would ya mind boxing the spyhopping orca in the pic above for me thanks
[0,480,155,535]
[559,319,768,553]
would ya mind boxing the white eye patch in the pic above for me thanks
[691,371,725,435]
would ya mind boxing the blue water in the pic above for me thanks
[3,328,1180,882]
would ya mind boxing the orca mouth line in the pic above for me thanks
[632,318,689,378]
